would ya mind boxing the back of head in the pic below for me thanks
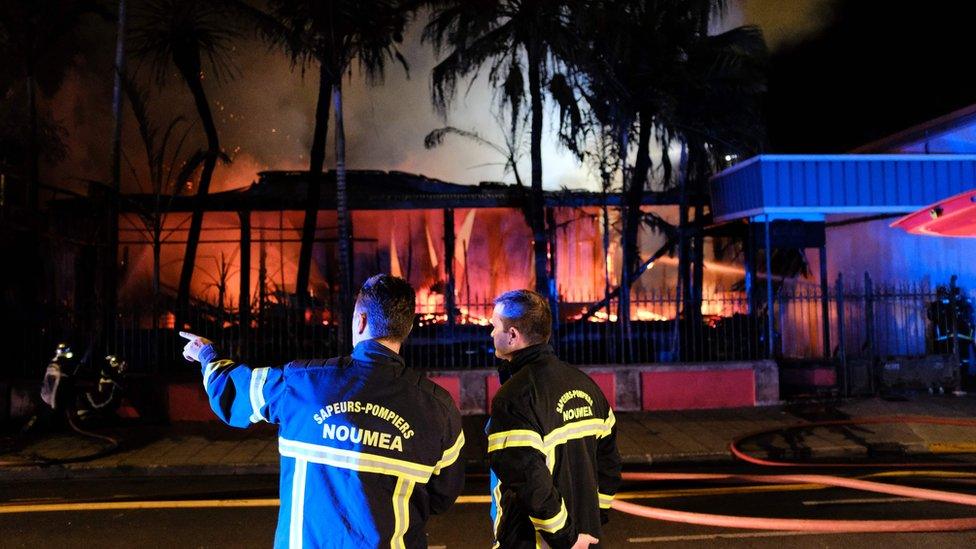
[494,289,552,345]
[357,274,416,343]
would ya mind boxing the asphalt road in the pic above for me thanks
[2,469,976,548]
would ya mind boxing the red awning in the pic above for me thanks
[891,189,976,237]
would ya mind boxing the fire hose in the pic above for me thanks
[614,415,976,532]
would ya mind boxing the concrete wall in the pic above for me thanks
[428,360,779,415]
[4,361,780,422]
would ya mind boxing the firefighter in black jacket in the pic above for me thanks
[487,290,621,549]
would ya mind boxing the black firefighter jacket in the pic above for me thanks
[487,344,622,548]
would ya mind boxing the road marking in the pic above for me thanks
[628,531,837,543]
[456,495,491,504]
[0,499,280,514]
[929,442,976,454]
[801,497,920,506]
[5,470,972,515]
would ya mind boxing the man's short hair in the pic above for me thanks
[356,274,416,342]
[494,289,552,345]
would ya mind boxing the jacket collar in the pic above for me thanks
[350,339,406,371]
[500,343,554,381]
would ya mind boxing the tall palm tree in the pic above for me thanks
[565,0,764,356]
[0,0,107,208]
[424,0,581,309]
[241,0,414,308]
[131,0,242,317]
[668,24,766,319]
[234,0,416,349]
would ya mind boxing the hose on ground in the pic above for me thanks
[614,415,976,532]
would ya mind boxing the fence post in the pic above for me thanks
[820,246,830,359]
[443,208,456,337]
[764,215,775,359]
[835,273,847,396]
[863,272,875,393]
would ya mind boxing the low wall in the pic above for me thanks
[3,361,780,422]
[428,360,779,415]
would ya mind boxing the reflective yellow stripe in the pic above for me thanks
[545,418,609,448]
[602,409,616,437]
[202,359,234,391]
[491,480,504,540]
[487,429,544,453]
[529,500,568,533]
[488,412,614,457]
[390,477,414,549]
[598,492,614,509]
[433,430,465,474]
[278,438,433,483]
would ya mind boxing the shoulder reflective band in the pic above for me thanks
[487,412,614,455]
[603,409,616,435]
[529,500,568,533]
[434,431,466,475]
[545,418,610,448]
[249,367,270,423]
[487,429,545,453]
[599,492,614,510]
[279,437,434,483]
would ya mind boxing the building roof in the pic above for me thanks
[853,103,976,153]
[112,170,686,212]
[709,154,976,222]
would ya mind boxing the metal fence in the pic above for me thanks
[9,277,973,377]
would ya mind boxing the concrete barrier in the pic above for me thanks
[428,360,779,415]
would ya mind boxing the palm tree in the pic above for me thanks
[668,25,766,320]
[424,0,581,309]
[0,0,107,208]
[239,1,416,335]
[131,0,242,318]
[122,76,201,311]
[564,0,765,357]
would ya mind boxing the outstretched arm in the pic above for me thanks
[180,331,284,427]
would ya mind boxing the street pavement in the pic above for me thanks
[1,394,975,480]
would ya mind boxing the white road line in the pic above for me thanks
[0,499,280,514]
[801,497,921,506]
[628,531,838,543]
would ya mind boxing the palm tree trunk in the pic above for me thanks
[110,0,126,193]
[176,63,220,316]
[296,62,333,301]
[526,39,550,303]
[27,72,38,209]
[333,81,353,352]
[621,113,652,360]
[692,200,705,312]
[105,0,126,362]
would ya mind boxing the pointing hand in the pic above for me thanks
[179,331,213,363]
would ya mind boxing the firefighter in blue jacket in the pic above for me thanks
[487,290,621,549]
[180,275,465,548]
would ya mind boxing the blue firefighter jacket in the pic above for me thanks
[198,339,466,548]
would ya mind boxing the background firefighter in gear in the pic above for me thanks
[180,274,465,548]
[486,290,622,549]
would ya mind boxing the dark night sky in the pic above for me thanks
[31,0,976,194]
[765,0,976,152]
